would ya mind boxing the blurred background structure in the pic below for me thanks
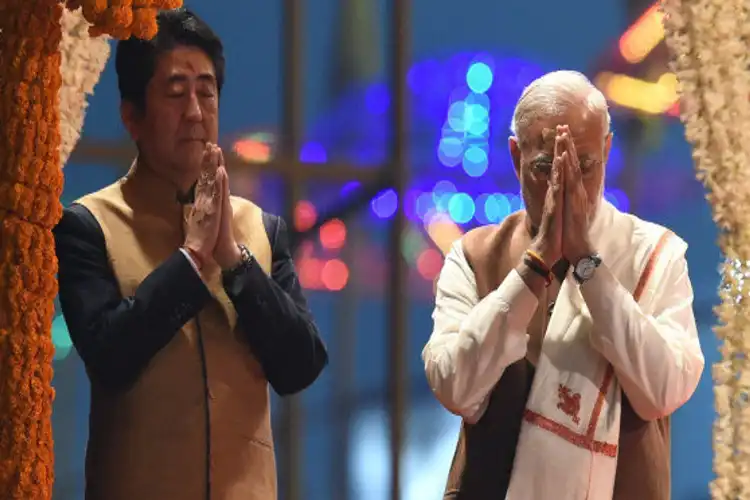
[54,0,718,498]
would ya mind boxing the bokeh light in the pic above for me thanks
[321,259,349,291]
[466,62,494,94]
[320,219,347,250]
[294,200,318,231]
[271,53,634,285]
[300,142,327,163]
[417,248,444,281]
[372,189,399,219]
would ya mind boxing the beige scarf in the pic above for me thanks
[505,201,673,499]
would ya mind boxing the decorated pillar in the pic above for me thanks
[662,1,750,498]
[0,1,179,497]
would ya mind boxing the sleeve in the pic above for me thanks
[581,240,705,421]
[54,203,213,391]
[422,239,539,423]
[222,213,328,396]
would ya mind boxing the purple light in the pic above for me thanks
[300,142,327,163]
[365,84,390,115]
[371,189,398,219]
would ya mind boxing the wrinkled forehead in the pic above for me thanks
[524,107,606,153]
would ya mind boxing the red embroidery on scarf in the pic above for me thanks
[556,384,581,424]
[522,230,673,458]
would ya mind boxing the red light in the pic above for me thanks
[417,248,443,281]
[294,200,317,232]
[298,257,324,289]
[233,138,271,163]
[321,259,349,291]
[319,219,347,250]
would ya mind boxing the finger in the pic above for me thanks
[217,146,226,168]
[204,144,220,171]
[561,152,573,187]
[554,134,564,159]
[563,128,578,160]
[546,155,564,217]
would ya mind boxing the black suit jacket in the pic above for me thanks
[54,203,328,395]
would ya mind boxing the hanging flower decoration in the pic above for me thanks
[0,1,178,498]
[661,0,750,498]
[59,7,111,165]
[0,1,64,498]
[65,0,183,40]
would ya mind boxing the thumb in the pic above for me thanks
[219,167,231,212]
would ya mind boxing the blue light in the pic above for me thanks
[405,190,421,221]
[484,193,512,223]
[341,181,361,196]
[447,101,467,132]
[466,62,494,94]
[465,104,490,136]
[52,315,73,361]
[365,84,390,115]
[437,137,464,167]
[604,189,630,213]
[372,189,398,219]
[433,180,457,212]
[508,193,525,212]
[474,194,492,224]
[462,146,489,178]
[300,142,327,163]
[448,193,475,224]
[606,136,625,178]
[416,192,436,219]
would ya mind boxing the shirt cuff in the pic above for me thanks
[179,248,202,275]
[488,268,539,330]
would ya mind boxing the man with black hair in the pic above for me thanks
[54,8,327,500]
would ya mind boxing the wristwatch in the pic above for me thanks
[572,254,602,285]
[223,244,254,279]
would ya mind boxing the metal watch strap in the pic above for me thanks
[223,244,253,277]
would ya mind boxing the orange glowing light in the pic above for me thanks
[618,3,664,64]
[425,212,464,255]
[294,200,317,232]
[319,219,347,250]
[321,259,349,291]
[595,72,678,115]
[233,138,272,163]
[417,248,444,281]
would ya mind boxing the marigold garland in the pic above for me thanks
[0,1,63,498]
[66,0,184,39]
[0,1,170,497]
[661,0,750,498]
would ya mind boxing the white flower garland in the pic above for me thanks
[662,0,750,497]
[59,7,110,166]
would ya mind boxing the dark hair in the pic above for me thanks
[115,8,225,111]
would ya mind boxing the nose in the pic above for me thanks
[184,91,202,122]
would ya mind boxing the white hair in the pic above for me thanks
[510,70,611,141]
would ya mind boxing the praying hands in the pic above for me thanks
[183,143,242,271]
[529,124,595,268]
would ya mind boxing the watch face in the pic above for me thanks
[576,257,598,280]
[578,260,595,279]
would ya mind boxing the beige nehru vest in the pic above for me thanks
[76,165,277,500]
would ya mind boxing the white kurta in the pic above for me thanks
[422,206,705,498]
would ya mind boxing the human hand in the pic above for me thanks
[212,147,242,270]
[528,132,565,266]
[183,144,223,267]
[558,125,593,263]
